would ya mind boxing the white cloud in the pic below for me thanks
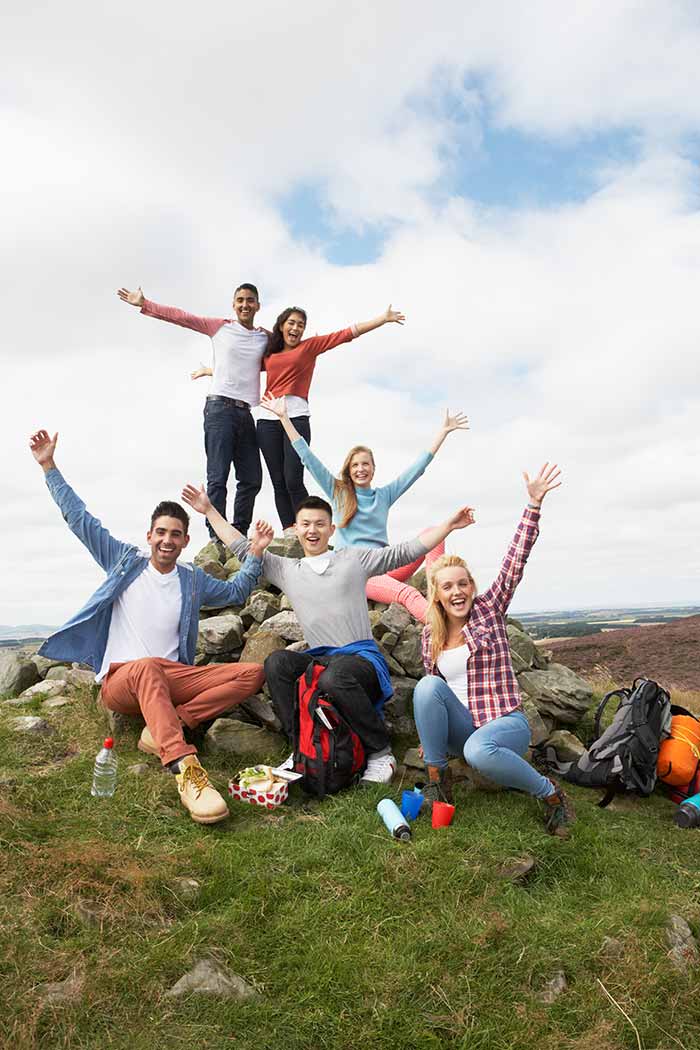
[2,1,699,623]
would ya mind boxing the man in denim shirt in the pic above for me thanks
[30,429,272,825]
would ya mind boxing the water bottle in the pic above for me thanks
[377,798,411,841]
[91,737,118,797]
[673,791,700,829]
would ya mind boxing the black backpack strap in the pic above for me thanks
[593,687,630,739]
[598,777,623,808]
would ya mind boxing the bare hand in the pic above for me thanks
[117,286,145,307]
[260,394,288,419]
[190,366,212,381]
[447,506,476,532]
[523,463,562,505]
[249,519,275,556]
[383,304,405,325]
[181,483,213,516]
[29,429,58,471]
[441,409,469,434]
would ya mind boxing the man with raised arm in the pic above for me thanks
[117,282,267,540]
[182,483,475,785]
[30,429,274,824]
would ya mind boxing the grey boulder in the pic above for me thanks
[198,613,245,654]
[0,653,41,696]
[518,664,594,725]
[165,958,257,1000]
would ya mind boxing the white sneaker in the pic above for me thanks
[360,751,397,785]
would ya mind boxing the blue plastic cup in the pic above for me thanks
[401,788,425,821]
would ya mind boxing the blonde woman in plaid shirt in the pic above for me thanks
[413,463,575,837]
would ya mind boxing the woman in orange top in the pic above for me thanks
[257,304,404,533]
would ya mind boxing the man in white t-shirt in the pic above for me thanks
[118,281,268,539]
[31,428,273,825]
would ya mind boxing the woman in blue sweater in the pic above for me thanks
[260,395,468,620]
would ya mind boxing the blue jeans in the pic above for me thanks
[257,415,311,529]
[413,675,554,799]
[203,398,262,537]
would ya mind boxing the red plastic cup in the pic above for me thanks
[431,800,456,828]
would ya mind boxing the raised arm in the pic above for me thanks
[356,506,475,577]
[483,463,562,614]
[181,484,286,589]
[428,409,469,456]
[354,304,405,337]
[198,521,274,608]
[260,396,336,499]
[117,286,225,338]
[29,430,130,572]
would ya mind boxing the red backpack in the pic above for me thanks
[293,662,366,798]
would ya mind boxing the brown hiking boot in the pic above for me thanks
[176,755,229,825]
[542,779,576,838]
[422,764,454,809]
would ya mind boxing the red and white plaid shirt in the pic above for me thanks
[421,505,540,728]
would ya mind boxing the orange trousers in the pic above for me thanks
[101,657,265,766]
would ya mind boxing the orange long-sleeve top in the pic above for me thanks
[262,326,358,401]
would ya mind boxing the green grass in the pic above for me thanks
[1,687,700,1049]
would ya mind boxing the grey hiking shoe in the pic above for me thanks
[542,780,576,838]
[422,764,454,809]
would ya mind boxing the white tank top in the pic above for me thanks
[436,644,470,706]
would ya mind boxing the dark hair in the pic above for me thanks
[234,283,260,301]
[264,306,308,359]
[150,501,190,532]
[295,495,332,522]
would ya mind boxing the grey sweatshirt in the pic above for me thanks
[228,538,428,649]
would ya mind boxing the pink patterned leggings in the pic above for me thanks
[365,539,445,623]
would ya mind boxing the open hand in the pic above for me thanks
[190,366,212,381]
[29,429,58,470]
[181,483,213,516]
[117,286,145,307]
[250,520,275,557]
[383,304,405,325]
[260,394,288,419]
[447,506,476,532]
[523,463,562,506]
[442,409,469,434]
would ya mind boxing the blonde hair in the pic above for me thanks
[426,554,477,665]
[333,445,375,529]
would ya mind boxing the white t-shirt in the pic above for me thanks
[210,321,268,406]
[436,644,470,706]
[96,563,182,682]
[258,394,310,420]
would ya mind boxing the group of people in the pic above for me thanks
[30,278,574,838]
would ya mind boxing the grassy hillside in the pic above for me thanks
[1,684,700,1049]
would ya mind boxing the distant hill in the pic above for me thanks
[547,614,700,691]
[0,625,56,641]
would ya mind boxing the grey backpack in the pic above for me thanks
[555,677,671,808]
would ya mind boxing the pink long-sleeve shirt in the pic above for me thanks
[141,299,268,406]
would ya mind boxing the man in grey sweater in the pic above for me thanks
[182,485,474,783]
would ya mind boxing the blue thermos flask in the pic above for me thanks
[674,792,700,829]
[377,798,411,841]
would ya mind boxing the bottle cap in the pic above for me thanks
[103,737,114,749]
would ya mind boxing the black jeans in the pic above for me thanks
[264,649,390,754]
[256,416,311,529]
[203,398,262,537]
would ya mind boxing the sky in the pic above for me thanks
[2,0,699,625]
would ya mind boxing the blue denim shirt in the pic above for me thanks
[38,468,262,672]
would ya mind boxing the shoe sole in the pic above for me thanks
[186,809,230,824]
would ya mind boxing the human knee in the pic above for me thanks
[263,651,287,681]
[413,675,443,714]
[463,734,497,771]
